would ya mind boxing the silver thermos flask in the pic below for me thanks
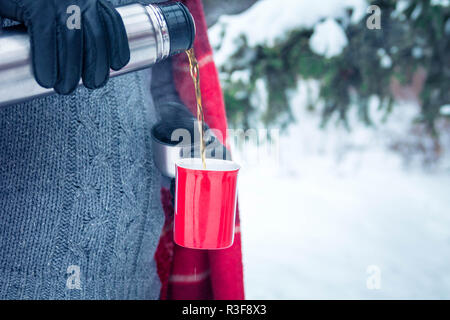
[0,2,195,106]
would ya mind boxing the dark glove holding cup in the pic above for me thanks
[0,0,130,94]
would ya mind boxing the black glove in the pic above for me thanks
[0,0,130,94]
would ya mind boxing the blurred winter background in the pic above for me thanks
[206,0,450,299]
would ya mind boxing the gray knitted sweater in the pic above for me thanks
[0,0,165,299]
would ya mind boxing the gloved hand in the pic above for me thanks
[0,0,130,94]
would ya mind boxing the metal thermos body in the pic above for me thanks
[0,2,195,106]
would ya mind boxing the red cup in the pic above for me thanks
[174,158,240,249]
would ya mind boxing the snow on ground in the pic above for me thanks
[209,0,450,299]
[233,83,450,299]
[309,18,349,58]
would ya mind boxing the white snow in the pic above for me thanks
[309,19,348,59]
[441,105,450,116]
[431,0,450,6]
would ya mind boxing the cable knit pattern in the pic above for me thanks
[0,68,164,299]
[0,0,166,300]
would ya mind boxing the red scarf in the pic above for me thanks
[154,0,245,300]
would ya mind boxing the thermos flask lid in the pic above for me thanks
[159,2,196,55]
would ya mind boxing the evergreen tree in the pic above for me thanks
[219,0,450,137]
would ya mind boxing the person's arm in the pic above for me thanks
[0,0,129,94]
